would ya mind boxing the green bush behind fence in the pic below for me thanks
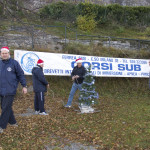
[39,2,150,26]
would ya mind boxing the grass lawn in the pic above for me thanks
[0,77,149,149]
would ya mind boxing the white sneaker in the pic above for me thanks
[0,128,3,133]
[35,111,40,115]
[10,123,18,127]
[64,105,71,108]
[39,112,48,115]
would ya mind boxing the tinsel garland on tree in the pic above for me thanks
[79,65,99,106]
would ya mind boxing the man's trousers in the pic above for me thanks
[34,92,45,113]
[0,95,16,129]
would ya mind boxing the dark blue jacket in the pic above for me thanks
[0,58,26,96]
[32,65,48,93]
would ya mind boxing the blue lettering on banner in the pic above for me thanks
[123,59,128,63]
[44,69,63,74]
[134,65,141,71]
[92,71,96,75]
[126,64,134,71]
[71,61,113,71]
[97,71,101,75]
[91,62,100,70]
[118,64,141,71]
[71,61,76,68]
[130,60,147,64]
[78,56,86,60]
[127,72,137,76]
[100,58,113,62]
[62,55,77,60]
[101,63,111,70]
[141,72,149,76]
[65,70,72,74]
[136,60,147,64]
[91,57,99,61]
[115,59,119,63]
[102,71,122,75]
[118,64,125,71]
[62,55,86,61]
[130,60,136,63]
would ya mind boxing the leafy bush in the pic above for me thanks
[107,4,125,23]
[39,2,77,22]
[40,2,64,19]
[39,2,150,27]
[39,5,50,18]
[0,0,24,18]
[76,15,97,32]
[76,2,98,17]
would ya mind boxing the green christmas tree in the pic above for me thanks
[79,65,99,107]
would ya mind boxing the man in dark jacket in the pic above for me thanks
[32,59,49,115]
[65,58,86,108]
[0,46,27,133]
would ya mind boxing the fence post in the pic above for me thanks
[124,8,126,25]
[108,37,111,48]
[104,4,107,20]
[65,26,67,45]
[31,27,34,49]
[76,31,77,40]
[138,40,141,51]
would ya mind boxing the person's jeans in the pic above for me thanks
[66,83,82,106]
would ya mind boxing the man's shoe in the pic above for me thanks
[0,128,3,133]
[35,111,40,115]
[64,105,71,108]
[10,123,18,127]
[39,112,48,115]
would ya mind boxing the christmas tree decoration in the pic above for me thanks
[78,65,99,113]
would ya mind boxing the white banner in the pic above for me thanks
[14,50,149,78]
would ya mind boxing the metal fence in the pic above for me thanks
[75,34,150,51]
[0,24,67,51]
[0,24,150,51]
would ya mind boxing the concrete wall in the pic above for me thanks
[1,32,150,51]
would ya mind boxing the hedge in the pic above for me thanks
[39,2,150,26]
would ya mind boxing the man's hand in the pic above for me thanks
[75,75,79,78]
[22,87,27,94]
[47,84,50,88]
[72,76,75,81]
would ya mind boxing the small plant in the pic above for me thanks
[145,27,150,36]
[116,26,125,34]
[76,15,97,32]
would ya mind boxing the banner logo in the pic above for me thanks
[21,52,39,73]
